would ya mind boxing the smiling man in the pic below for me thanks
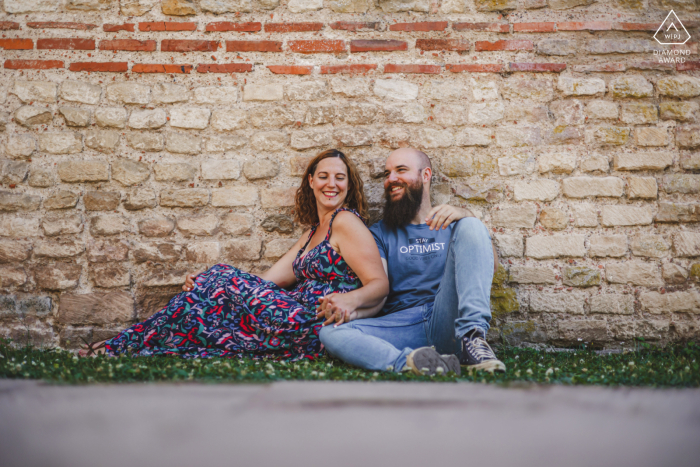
[318,148,505,376]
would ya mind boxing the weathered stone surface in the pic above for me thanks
[433,104,468,126]
[169,108,211,130]
[129,109,167,130]
[34,263,81,291]
[606,262,663,287]
[57,161,109,183]
[90,215,130,236]
[374,80,419,101]
[306,104,335,126]
[563,266,601,287]
[12,81,57,103]
[91,263,130,288]
[60,107,90,127]
[133,243,183,263]
[413,128,452,149]
[194,86,238,105]
[590,294,634,315]
[549,0,593,9]
[580,155,609,173]
[385,103,428,124]
[503,79,552,102]
[635,128,669,147]
[249,106,295,128]
[154,163,197,182]
[261,215,294,234]
[44,190,79,210]
[378,0,429,12]
[558,319,609,343]
[558,76,605,96]
[15,106,52,127]
[663,175,700,194]
[124,188,156,210]
[6,135,37,159]
[601,206,652,227]
[106,83,150,104]
[165,132,201,155]
[162,0,196,15]
[87,240,129,263]
[291,130,333,150]
[84,191,120,211]
[454,128,492,147]
[331,78,370,98]
[243,84,284,102]
[222,238,262,261]
[177,214,219,236]
[586,100,619,120]
[288,0,322,12]
[526,235,586,258]
[663,263,688,284]
[220,213,253,236]
[328,0,370,12]
[160,189,209,208]
[0,241,32,263]
[620,103,658,125]
[138,217,175,237]
[491,205,537,228]
[469,101,505,125]
[211,187,257,207]
[126,132,164,152]
[539,207,568,230]
[628,177,658,199]
[498,154,536,176]
[261,187,296,209]
[572,204,598,227]
[640,291,700,314]
[591,126,630,145]
[550,100,585,126]
[657,76,700,98]
[677,126,700,148]
[39,132,82,154]
[609,76,654,98]
[95,107,127,128]
[509,266,556,284]
[562,177,624,198]
[286,81,328,101]
[660,102,698,122]
[538,153,576,174]
[60,80,101,105]
[28,167,54,188]
[494,234,523,258]
[251,132,288,152]
[613,152,672,171]
[264,238,298,259]
[0,192,41,212]
[244,159,279,180]
[33,240,84,259]
[530,292,586,314]
[85,130,120,153]
[590,235,627,257]
[538,39,575,56]
[201,160,241,180]
[152,83,190,104]
[211,110,247,131]
[185,242,220,263]
[630,234,670,258]
[680,153,700,170]
[42,214,83,236]
[57,290,134,325]
[0,266,27,288]
[673,232,700,257]
[111,159,149,186]
[496,127,541,147]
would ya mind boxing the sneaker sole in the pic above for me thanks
[463,360,506,374]
[406,348,460,376]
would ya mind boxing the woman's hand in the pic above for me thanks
[315,293,359,327]
[182,271,204,292]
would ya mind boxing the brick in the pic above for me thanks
[267,65,313,75]
[103,23,135,32]
[530,292,585,314]
[206,21,261,32]
[601,206,652,227]
[475,40,533,52]
[265,22,323,32]
[590,294,634,315]
[37,38,94,50]
[509,63,566,72]
[572,63,625,73]
[557,21,611,31]
[28,21,97,30]
[513,22,556,32]
[606,263,662,287]
[290,40,345,54]
[587,39,655,55]
[0,39,33,50]
[139,22,197,31]
[416,39,469,51]
[226,41,282,52]
[0,22,20,30]
[162,40,218,52]
[197,63,253,73]
[590,235,627,257]
[70,62,129,72]
[321,64,378,74]
[384,64,441,74]
[132,64,193,74]
[350,40,407,52]
[562,177,624,198]
[673,232,700,257]
[613,152,672,171]
[453,22,509,33]
[390,22,447,31]
[99,39,156,51]
[677,61,700,71]
[446,64,504,73]
[614,22,658,31]
[640,291,700,314]
[5,60,63,70]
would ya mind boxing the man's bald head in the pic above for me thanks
[387,148,432,172]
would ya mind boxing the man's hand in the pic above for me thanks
[425,205,475,231]
[315,293,360,327]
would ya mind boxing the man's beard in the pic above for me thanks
[382,179,424,229]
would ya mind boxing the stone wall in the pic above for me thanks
[0,0,699,350]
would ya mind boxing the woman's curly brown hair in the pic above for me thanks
[294,149,369,226]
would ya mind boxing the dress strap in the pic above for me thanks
[325,207,363,241]
[297,225,317,258]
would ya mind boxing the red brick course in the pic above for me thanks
[509,62,566,72]
[389,22,448,32]
[196,63,253,73]
[103,23,135,32]
[350,40,407,52]
[678,61,700,71]
[226,40,282,52]
[132,64,193,73]
[162,40,219,52]
[513,22,556,32]
[320,64,377,74]
[475,40,533,51]
[384,64,441,74]
[265,22,323,32]
[267,65,313,74]
[5,60,63,70]
[572,63,625,72]
[289,40,345,54]
[0,39,33,50]
[329,22,381,31]
[557,21,612,31]
[0,21,19,30]
[613,22,659,31]
[139,22,197,31]
[446,63,504,73]
[27,22,97,30]
[69,62,129,72]
[453,22,509,33]
[416,39,469,51]
[206,22,261,32]
[37,38,94,50]
[99,39,156,52]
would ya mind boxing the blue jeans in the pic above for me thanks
[319,217,494,372]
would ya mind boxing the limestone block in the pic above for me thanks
[0,266,27,287]
[211,110,247,131]
[264,239,298,259]
[42,214,83,236]
[12,81,57,103]
[414,129,453,149]
[526,235,586,258]
[165,132,201,155]
[630,234,669,258]
[222,238,263,262]
[538,153,576,174]
[28,167,54,188]
[606,262,662,287]
[628,177,657,199]
[138,217,175,237]
[0,161,28,185]
[120,0,158,15]
[677,126,700,148]
[211,187,257,207]
[251,132,288,152]
[640,291,700,314]
[60,81,101,105]
[106,83,150,104]
[591,126,630,145]
[377,127,411,149]
[580,155,609,173]
[663,263,688,284]
[422,79,465,100]
[328,0,370,12]
[111,159,149,186]
[550,100,585,125]
[590,294,634,315]
[126,132,164,152]
[200,0,252,14]
[162,0,196,15]
[133,243,183,263]
[454,128,492,147]
[439,0,466,12]
[261,215,294,234]
[558,76,605,96]
[508,266,556,284]
[0,241,32,263]
[660,102,698,122]
[470,79,499,100]
[261,187,296,208]
[613,152,673,171]
[160,189,209,208]
[90,215,130,236]
[609,76,653,98]
[537,39,575,56]
[620,103,658,124]
[152,83,190,104]
[673,232,700,257]
[374,80,419,101]
[562,177,624,198]
[169,108,210,130]
[177,215,219,236]
[549,0,594,10]
[585,100,619,120]
[385,103,427,124]
[251,106,295,128]
[572,204,598,227]
[539,207,568,230]
[503,79,552,102]
[291,130,333,150]
[57,161,108,183]
[494,234,523,257]
[39,132,82,154]
[286,81,328,101]
[201,160,241,180]
[33,240,85,259]
[59,107,90,127]
[513,180,559,201]
[495,127,540,147]
[81,190,117,212]
[491,205,537,228]
[91,263,130,288]
[469,101,504,125]
[530,292,586,314]
[6,135,36,159]
[4,0,59,13]
[601,206,652,226]
[305,105,335,126]
[335,128,373,147]
[680,153,700,170]
[563,266,601,287]
[336,104,380,125]
[44,190,79,210]
[657,76,700,98]
[244,159,279,180]
[378,0,429,12]
[331,78,370,98]
[194,86,238,105]
[34,263,81,291]
[0,192,40,212]
[124,188,156,210]
[58,290,134,324]
[15,106,52,127]
[220,213,253,235]
[243,84,284,101]
[635,128,669,147]
[129,109,167,130]
[440,153,473,177]
[95,107,127,128]
[85,130,120,153]
[186,242,221,263]
[87,240,129,262]
[663,175,700,194]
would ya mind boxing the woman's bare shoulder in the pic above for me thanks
[332,210,368,233]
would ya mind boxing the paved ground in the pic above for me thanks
[1,380,699,467]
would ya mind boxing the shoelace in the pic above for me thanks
[465,336,496,362]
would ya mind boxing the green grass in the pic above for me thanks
[1,339,698,387]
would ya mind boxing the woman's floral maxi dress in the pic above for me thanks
[105,208,362,360]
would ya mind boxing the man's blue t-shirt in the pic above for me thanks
[370,220,453,316]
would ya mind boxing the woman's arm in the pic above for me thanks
[315,212,389,326]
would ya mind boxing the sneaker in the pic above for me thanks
[405,347,461,376]
[460,329,506,373]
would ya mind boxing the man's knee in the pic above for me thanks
[453,217,491,244]
[318,323,345,348]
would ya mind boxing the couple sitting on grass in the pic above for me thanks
[80,148,505,376]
